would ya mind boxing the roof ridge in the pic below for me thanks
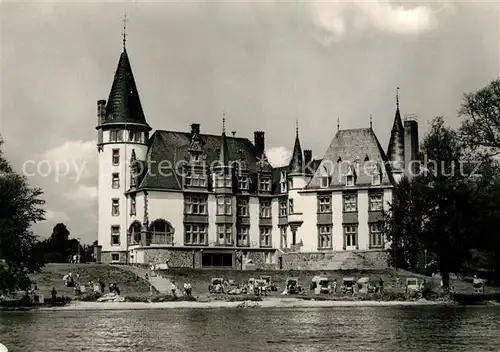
[154,129,253,141]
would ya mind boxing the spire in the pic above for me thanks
[218,112,229,165]
[337,118,340,132]
[295,119,299,136]
[387,87,405,170]
[289,121,303,174]
[122,13,128,50]
[102,47,150,129]
[370,114,373,129]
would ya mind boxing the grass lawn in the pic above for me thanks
[28,263,153,298]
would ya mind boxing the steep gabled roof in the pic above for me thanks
[306,128,394,189]
[102,49,150,128]
[289,132,303,174]
[137,131,260,190]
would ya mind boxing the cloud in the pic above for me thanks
[310,0,454,41]
[45,209,70,222]
[64,184,98,201]
[266,147,292,167]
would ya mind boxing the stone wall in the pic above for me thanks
[143,248,198,268]
[101,251,128,264]
[281,250,390,271]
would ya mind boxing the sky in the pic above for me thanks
[1,0,498,244]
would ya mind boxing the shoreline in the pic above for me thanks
[35,297,453,311]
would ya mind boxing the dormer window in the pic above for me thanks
[321,176,330,188]
[345,164,356,187]
[372,172,381,186]
[280,172,287,193]
[238,176,249,190]
[259,177,271,192]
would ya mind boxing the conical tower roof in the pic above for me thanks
[387,89,405,169]
[102,49,150,129]
[289,121,303,174]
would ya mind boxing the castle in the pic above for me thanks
[94,44,419,270]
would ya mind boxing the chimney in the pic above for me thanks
[304,149,312,165]
[404,117,419,177]
[254,131,265,157]
[97,99,106,125]
[191,123,200,135]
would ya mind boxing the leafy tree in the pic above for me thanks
[459,78,500,154]
[0,137,46,293]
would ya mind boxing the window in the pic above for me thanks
[260,227,271,247]
[344,225,357,248]
[237,198,249,217]
[112,173,120,189]
[343,193,357,212]
[215,174,232,188]
[184,196,207,215]
[217,197,232,215]
[111,253,119,262]
[111,226,120,246]
[318,195,331,213]
[238,176,249,190]
[129,222,141,244]
[370,223,383,247]
[289,199,294,214]
[150,220,173,244]
[112,149,120,166]
[279,199,287,217]
[369,193,383,211]
[217,224,233,245]
[190,153,200,162]
[259,177,271,192]
[237,227,249,246]
[116,130,123,142]
[111,199,119,216]
[265,252,275,264]
[129,131,140,142]
[321,176,330,188]
[110,130,117,142]
[288,179,293,189]
[346,175,354,186]
[184,224,207,245]
[130,195,136,216]
[318,225,332,249]
[260,199,271,218]
[130,163,137,188]
[280,226,287,249]
[185,173,207,187]
[280,172,287,193]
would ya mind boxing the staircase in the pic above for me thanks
[118,265,173,295]
[281,250,389,270]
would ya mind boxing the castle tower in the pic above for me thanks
[387,88,405,183]
[95,37,151,263]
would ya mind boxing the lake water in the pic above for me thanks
[1,306,499,352]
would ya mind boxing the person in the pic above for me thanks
[185,282,192,297]
[332,279,337,293]
[379,277,384,293]
[171,282,177,296]
[51,287,57,302]
[98,279,105,293]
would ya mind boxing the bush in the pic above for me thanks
[421,281,440,300]
[75,291,102,302]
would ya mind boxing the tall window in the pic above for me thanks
[112,149,120,166]
[116,130,123,142]
[370,223,383,247]
[344,225,357,248]
[149,220,173,244]
[237,198,248,217]
[185,173,207,187]
[280,226,287,249]
[130,162,137,188]
[237,227,249,246]
[343,193,357,212]
[321,176,330,188]
[112,173,120,189]
[289,199,294,214]
[217,197,232,215]
[217,224,233,245]
[259,199,271,218]
[369,193,383,211]
[318,225,332,249]
[111,226,120,246]
[129,222,141,244]
[259,177,271,192]
[130,195,136,216]
[184,195,207,215]
[238,176,249,190]
[318,195,331,213]
[111,198,119,216]
[279,199,287,217]
[110,130,118,142]
[260,227,271,247]
[346,175,354,186]
[184,224,207,245]
[372,171,381,185]
[280,172,287,193]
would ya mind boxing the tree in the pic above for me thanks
[459,78,500,154]
[0,137,46,293]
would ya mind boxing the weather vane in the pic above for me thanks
[122,13,128,49]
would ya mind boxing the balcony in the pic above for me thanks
[288,212,303,224]
[210,240,235,247]
[236,240,250,247]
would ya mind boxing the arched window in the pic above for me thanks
[149,219,174,244]
[129,221,142,244]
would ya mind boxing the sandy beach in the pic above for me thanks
[38,297,451,311]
